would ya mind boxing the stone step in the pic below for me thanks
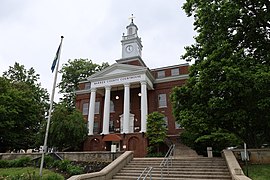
[120,168,230,172]
[129,161,227,164]
[112,173,231,180]
[112,153,231,180]
[124,166,228,170]
[113,177,231,180]
[117,170,230,176]
[127,163,227,167]
[131,158,226,162]
[133,157,226,162]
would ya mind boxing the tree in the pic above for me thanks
[171,0,270,149]
[0,63,49,152]
[146,112,168,155]
[58,58,109,108]
[37,59,108,151]
[46,103,88,151]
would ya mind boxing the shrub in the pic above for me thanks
[0,157,32,168]
[0,160,9,168]
[44,173,64,180]
[67,164,83,175]
[58,160,71,171]
[52,160,61,168]
[43,156,55,168]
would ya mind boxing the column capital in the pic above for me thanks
[90,88,96,92]
[140,81,147,85]
[105,86,111,90]
[124,83,130,87]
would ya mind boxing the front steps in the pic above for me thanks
[112,157,231,180]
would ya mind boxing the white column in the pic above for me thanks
[123,83,130,133]
[140,81,148,132]
[88,88,96,135]
[101,86,111,135]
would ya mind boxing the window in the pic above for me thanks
[110,101,115,112]
[94,101,100,114]
[109,120,114,132]
[93,122,99,134]
[158,94,167,107]
[157,71,165,78]
[175,121,181,129]
[82,103,89,115]
[171,68,179,76]
[128,27,133,35]
[163,116,168,128]
[85,83,91,89]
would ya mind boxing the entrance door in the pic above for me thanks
[119,113,134,133]
[112,141,120,151]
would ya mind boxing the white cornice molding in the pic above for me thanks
[75,89,91,95]
[154,74,189,84]
[151,63,189,71]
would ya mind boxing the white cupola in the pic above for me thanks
[121,14,143,59]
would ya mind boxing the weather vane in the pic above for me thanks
[129,14,135,23]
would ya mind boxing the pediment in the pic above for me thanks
[89,63,148,79]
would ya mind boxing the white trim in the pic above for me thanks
[88,63,147,79]
[76,89,91,95]
[154,74,189,84]
[151,63,189,71]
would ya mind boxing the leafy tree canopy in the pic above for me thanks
[58,58,109,108]
[146,112,168,154]
[46,103,88,151]
[0,63,49,152]
[171,0,270,149]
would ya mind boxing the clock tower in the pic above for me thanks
[121,15,143,59]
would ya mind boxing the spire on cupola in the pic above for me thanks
[126,14,138,35]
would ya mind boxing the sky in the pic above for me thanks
[0,0,196,101]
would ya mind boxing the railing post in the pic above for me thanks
[159,144,175,179]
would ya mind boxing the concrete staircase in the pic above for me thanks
[173,141,199,157]
[111,157,231,180]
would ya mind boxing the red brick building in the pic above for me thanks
[75,18,189,157]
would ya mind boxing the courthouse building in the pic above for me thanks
[75,18,189,157]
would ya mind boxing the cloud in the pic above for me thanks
[0,0,196,101]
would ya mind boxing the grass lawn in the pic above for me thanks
[0,167,64,179]
[243,164,270,180]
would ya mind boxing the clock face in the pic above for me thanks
[125,45,133,53]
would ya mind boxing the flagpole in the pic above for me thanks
[40,36,64,176]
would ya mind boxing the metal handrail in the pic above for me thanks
[160,144,175,179]
[137,166,153,180]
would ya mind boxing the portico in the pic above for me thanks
[87,64,154,135]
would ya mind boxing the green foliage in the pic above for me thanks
[0,157,31,168]
[179,131,199,150]
[43,173,64,180]
[171,0,270,149]
[58,58,109,108]
[0,156,82,177]
[43,156,55,168]
[66,164,83,175]
[0,159,9,168]
[0,167,64,180]
[243,164,270,179]
[146,151,165,157]
[43,103,88,151]
[146,112,168,154]
[48,159,83,176]
[0,62,49,152]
